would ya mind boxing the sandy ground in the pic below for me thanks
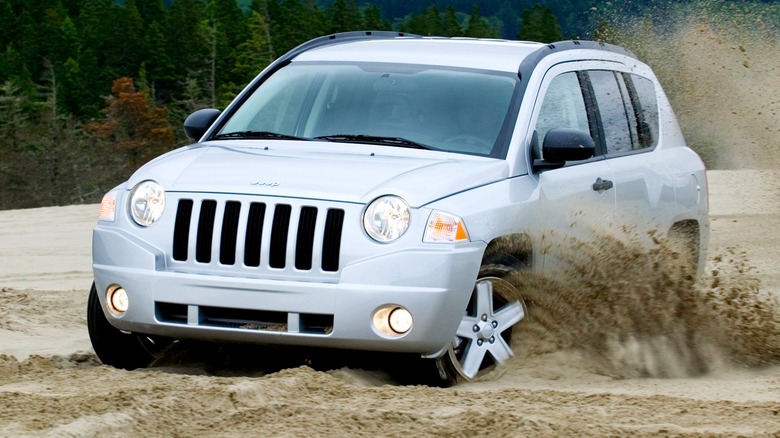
[0,170,779,437]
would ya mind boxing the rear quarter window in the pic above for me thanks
[624,74,659,150]
[588,70,660,154]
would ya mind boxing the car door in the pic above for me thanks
[585,70,677,233]
[531,66,616,264]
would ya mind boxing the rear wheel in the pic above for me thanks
[87,282,166,370]
[433,274,526,385]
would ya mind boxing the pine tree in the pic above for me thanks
[162,0,209,105]
[464,5,497,38]
[0,81,28,150]
[233,11,274,85]
[143,20,173,101]
[0,0,16,49]
[362,4,389,31]
[268,0,326,56]
[441,5,463,37]
[330,0,362,33]
[206,0,249,93]
[400,5,441,36]
[518,4,563,43]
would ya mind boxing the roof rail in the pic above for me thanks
[519,40,637,80]
[514,39,637,95]
[275,31,421,67]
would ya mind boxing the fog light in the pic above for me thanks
[372,305,413,336]
[106,286,129,315]
[388,307,413,334]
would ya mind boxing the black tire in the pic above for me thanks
[87,282,157,370]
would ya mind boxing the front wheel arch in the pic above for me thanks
[87,282,159,370]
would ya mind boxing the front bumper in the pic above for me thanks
[93,226,484,356]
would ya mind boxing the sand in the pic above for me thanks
[0,169,779,437]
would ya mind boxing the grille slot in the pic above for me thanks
[172,200,193,261]
[295,206,318,270]
[172,199,344,272]
[196,200,217,263]
[322,209,345,272]
[269,205,292,269]
[219,201,241,265]
[244,203,266,267]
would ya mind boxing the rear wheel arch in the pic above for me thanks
[668,219,701,271]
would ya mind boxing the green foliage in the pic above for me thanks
[330,0,362,33]
[400,5,441,36]
[399,4,499,38]
[518,4,563,43]
[464,5,497,38]
[10,0,770,207]
[362,4,390,31]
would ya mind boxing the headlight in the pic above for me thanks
[363,195,410,243]
[423,211,469,243]
[97,190,117,222]
[130,180,166,227]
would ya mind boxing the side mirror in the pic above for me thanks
[183,108,221,141]
[533,128,595,171]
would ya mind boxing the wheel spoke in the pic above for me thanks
[494,300,525,329]
[487,334,513,363]
[473,280,494,317]
[459,341,487,380]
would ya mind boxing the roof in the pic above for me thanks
[295,37,545,73]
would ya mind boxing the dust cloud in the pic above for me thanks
[501,231,780,380]
[597,1,780,169]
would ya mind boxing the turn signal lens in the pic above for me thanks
[424,211,469,243]
[98,191,117,222]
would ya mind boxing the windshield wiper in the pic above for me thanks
[314,134,438,151]
[212,131,310,141]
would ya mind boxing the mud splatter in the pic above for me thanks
[503,230,780,379]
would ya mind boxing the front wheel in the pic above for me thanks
[435,276,526,384]
[87,282,165,370]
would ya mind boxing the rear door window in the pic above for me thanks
[588,70,636,154]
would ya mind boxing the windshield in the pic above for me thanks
[216,62,520,157]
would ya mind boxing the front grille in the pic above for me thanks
[172,199,345,272]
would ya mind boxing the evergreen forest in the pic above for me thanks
[0,0,778,209]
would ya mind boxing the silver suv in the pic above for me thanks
[88,31,708,384]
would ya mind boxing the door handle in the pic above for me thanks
[592,177,614,193]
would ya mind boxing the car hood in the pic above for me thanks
[127,141,509,207]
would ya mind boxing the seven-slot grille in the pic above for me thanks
[172,198,345,272]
